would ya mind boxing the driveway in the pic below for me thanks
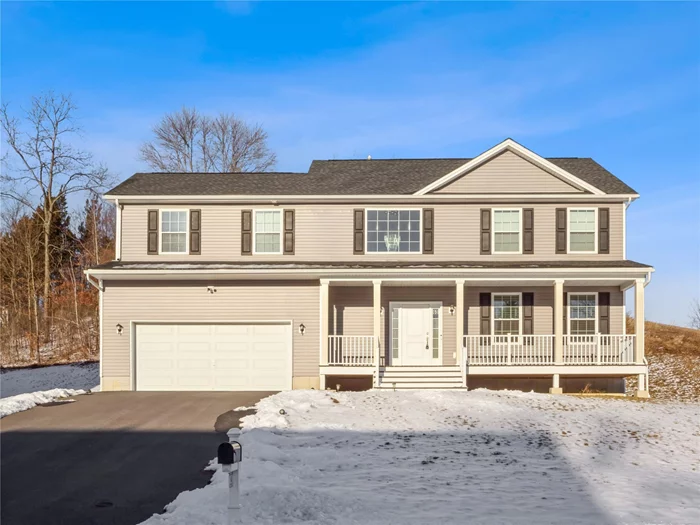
[1,391,275,525]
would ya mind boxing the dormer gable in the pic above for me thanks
[416,139,604,196]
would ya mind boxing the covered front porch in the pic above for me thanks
[319,272,650,395]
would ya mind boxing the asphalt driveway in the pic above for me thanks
[1,391,275,525]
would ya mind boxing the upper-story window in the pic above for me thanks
[492,209,521,254]
[366,209,421,253]
[568,209,597,253]
[569,293,597,334]
[254,210,282,254]
[160,210,188,253]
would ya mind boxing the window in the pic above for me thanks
[391,306,399,359]
[432,307,440,359]
[569,293,597,335]
[160,210,187,253]
[493,294,520,335]
[366,209,421,253]
[493,209,521,253]
[569,209,596,253]
[254,210,282,254]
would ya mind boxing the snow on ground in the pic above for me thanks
[0,362,99,398]
[0,388,86,418]
[140,389,700,525]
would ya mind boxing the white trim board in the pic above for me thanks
[414,139,605,196]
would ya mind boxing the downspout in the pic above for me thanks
[85,272,104,292]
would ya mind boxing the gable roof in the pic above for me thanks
[105,150,637,197]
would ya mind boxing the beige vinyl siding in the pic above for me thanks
[435,151,583,194]
[102,280,320,383]
[329,287,373,336]
[465,286,624,335]
[120,202,624,262]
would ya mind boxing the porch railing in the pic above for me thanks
[328,335,376,366]
[563,334,635,365]
[464,335,555,365]
[463,334,637,366]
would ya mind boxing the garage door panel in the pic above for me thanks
[253,324,289,335]
[136,323,291,391]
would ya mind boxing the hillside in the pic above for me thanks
[628,318,700,402]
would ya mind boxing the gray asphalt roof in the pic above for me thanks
[90,260,652,271]
[105,157,637,196]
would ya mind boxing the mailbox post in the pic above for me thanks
[217,436,242,524]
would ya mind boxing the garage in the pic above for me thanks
[134,322,292,391]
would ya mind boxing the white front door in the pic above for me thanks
[397,304,436,365]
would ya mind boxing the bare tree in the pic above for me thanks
[690,299,700,330]
[139,107,276,173]
[1,92,110,337]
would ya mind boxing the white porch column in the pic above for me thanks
[553,279,564,366]
[455,279,465,374]
[373,280,382,387]
[320,280,330,387]
[634,278,645,364]
[634,278,650,398]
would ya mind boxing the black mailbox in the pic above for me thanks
[217,441,243,465]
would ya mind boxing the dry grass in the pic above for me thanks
[627,317,700,402]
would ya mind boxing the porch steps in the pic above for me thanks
[376,366,465,390]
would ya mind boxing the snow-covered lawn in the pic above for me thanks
[0,362,99,398]
[0,362,98,418]
[140,390,700,525]
[0,388,87,418]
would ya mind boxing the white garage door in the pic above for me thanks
[135,323,291,391]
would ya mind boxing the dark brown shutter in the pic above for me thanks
[479,293,491,335]
[598,208,610,254]
[563,291,568,335]
[480,209,491,255]
[189,209,201,255]
[522,292,534,335]
[353,209,365,255]
[556,208,567,254]
[241,209,252,255]
[423,208,434,254]
[283,209,295,255]
[598,292,610,334]
[147,209,158,255]
[523,208,534,254]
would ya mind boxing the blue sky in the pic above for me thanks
[2,1,699,325]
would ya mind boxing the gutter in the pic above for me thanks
[85,272,104,292]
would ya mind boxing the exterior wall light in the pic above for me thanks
[116,323,123,335]
[299,323,306,335]
[449,305,456,316]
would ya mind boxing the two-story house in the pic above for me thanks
[86,139,653,396]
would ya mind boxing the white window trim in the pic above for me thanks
[159,209,189,255]
[252,208,284,255]
[389,301,442,365]
[567,292,599,335]
[491,292,523,336]
[365,208,423,255]
[491,208,523,255]
[567,208,598,254]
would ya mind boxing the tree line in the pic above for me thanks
[1,92,275,367]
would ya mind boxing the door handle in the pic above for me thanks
[426,332,430,350]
